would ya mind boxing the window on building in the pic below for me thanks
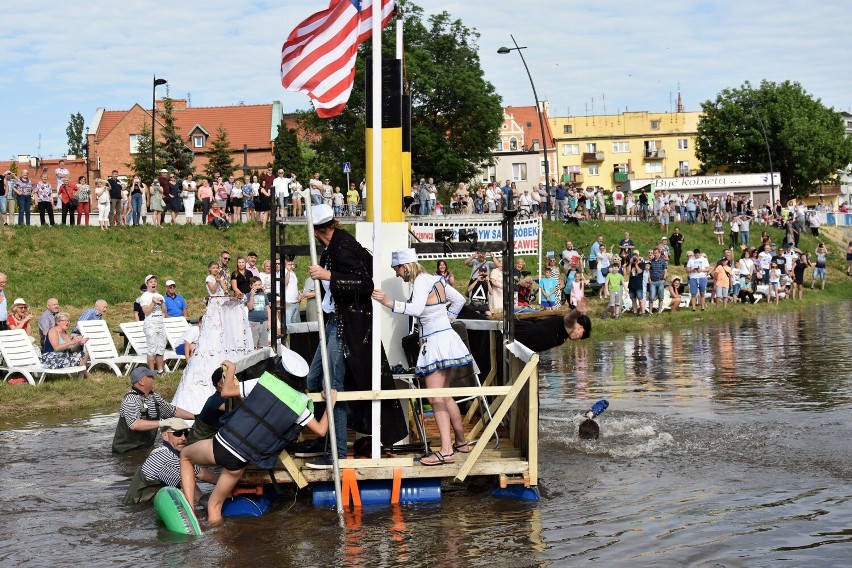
[585,143,597,153]
[563,124,573,134]
[678,138,689,150]
[509,137,518,151]
[193,135,205,148]
[613,163,629,173]
[540,159,547,177]
[589,165,600,176]
[645,162,663,174]
[650,120,661,131]
[512,163,527,181]
[567,165,581,174]
[678,161,690,176]
[562,143,579,155]
[612,141,630,153]
[487,165,497,182]
[496,139,504,152]
[129,134,141,154]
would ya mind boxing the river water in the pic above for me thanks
[1,302,850,566]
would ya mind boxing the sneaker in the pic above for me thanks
[305,455,336,470]
[293,439,326,458]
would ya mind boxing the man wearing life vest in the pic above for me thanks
[112,366,195,454]
[179,359,335,526]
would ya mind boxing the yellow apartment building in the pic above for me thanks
[549,101,701,192]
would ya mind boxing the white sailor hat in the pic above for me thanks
[307,203,334,225]
[391,248,418,267]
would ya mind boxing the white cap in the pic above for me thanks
[165,280,176,287]
[144,274,156,284]
[160,169,168,173]
[308,204,334,225]
[159,417,190,432]
[391,248,418,267]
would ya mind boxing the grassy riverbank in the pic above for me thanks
[1,218,850,422]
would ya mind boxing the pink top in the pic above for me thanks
[197,185,213,200]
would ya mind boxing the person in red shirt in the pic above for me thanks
[58,177,78,226]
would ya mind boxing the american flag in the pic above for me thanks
[281,0,395,118]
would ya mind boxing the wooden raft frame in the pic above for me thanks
[241,327,540,489]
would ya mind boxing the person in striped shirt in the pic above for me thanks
[123,417,219,504]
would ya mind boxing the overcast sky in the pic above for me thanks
[1,0,848,161]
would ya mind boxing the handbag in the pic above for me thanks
[69,198,79,208]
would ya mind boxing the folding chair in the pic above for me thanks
[78,320,146,376]
[0,329,85,385]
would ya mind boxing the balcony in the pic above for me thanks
[613,171,633,183]
[644,149,666,160]
[582,151,605,163]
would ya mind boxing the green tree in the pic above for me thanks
[9,159,18,176]
[696,80,852,200]
[297,0,503,186]
[126,123,159,179]
[271,120,306,178]
[66,112,85,157]
[204,125,236,179]
[157,97,195,177]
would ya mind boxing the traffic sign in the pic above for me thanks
[343,162,351,173]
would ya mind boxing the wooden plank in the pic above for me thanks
[454,354,538,483]
[276,451,308,488]
[306,385,511,402]
[241,457,530,485]
[528,362,539,486]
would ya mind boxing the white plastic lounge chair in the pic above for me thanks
[163,316,190,365]
[77,320,146,376]
[0,329,85,385]
[119,321,182,372]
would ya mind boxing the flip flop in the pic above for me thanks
[420,451,454,466]
[453,442,472,454]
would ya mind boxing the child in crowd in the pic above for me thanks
[603,262,624,319]
[539,271,558,311]
[768,262,781,304]
[570,268,585,309]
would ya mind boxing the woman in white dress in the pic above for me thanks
[205,261,228,297]
[372,248,473,466]
[182,174,197,225]
[139,274,168,373]
[595,245,612,287]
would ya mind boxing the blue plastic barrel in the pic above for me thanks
[222,490,276,517]
[312,478,442,508]
[491,484,540,501]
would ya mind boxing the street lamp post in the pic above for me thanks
[498,36,551,220]
[152,76,168,179]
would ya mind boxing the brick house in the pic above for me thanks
[86,99,288,182]
[483,104,556,186]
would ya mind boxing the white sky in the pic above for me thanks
[1,0,848,160]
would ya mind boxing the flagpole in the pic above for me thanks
[303,197,343,514]
[370,0,384,461]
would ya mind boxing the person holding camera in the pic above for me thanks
[205,261,228,296]
[627,255,646,315]
[465,250,493,280]
[467,266,492,316]
[129,175,147,226]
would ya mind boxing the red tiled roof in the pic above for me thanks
[96,102,277,150]
[0,158,87,182]
[504,105,553,147]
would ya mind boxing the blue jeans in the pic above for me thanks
[306,317,347,459]
[285,302,301,323]
[649,281,666,303]
[131,192,143,225]
[740,231,750,247]
[17,195,32,225]
[687,210,697,223]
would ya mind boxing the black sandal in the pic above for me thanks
[420,451,455,466]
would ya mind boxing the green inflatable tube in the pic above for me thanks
[154,486,202,536]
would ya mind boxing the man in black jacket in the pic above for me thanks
[296,204,407,468]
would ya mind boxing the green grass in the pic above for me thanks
[1,217,850,421]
